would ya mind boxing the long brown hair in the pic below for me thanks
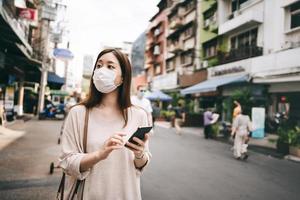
[80,48,132,127]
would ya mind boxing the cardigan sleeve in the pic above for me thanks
[58,106,90,180]
[136,109,152,173]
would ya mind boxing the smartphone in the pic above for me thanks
[125,126,152,147]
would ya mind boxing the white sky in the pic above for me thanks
[58,0,159,82]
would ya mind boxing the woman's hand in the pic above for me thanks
[125,134,150,158]
[97,133,125,160]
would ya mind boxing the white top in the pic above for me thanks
[131,96,153,113]
[59,105,151,200]
[232,114,252,136]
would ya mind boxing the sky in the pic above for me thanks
[57,0,159,82]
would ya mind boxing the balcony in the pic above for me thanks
[218,46,263,64]
[169,43,183,54]
[219,10,263,35]
[169,17,183,30]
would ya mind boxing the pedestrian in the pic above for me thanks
[232,101,251,153]
[131,85,153,127]
[231,106,252,160]
[203,108,213,139]
[174,102,186,135]
[151,101,161,127]
[58,48,151,199]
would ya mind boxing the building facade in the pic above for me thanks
[181,0,300,125]
[145,0,171,90]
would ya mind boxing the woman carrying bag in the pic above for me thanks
[57,48,151,199]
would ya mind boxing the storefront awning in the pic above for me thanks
[180,74,249,95]
[48,72,65,84]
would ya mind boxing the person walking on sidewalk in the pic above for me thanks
[203,108,213,139]
[231,106,252,160]
[174,102,186,135]
[59,49,151,200]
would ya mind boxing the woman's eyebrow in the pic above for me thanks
[107,61,116,64]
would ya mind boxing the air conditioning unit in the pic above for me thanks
[282,41,293,49]
[202,60,208,68]
[204,19,210,28]
[233,10,241,17]
[153,45,160,55]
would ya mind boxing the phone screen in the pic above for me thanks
[125,126,152,146]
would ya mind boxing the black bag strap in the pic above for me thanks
[56,108,90,200]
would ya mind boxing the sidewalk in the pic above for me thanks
[0,114,34,151]
[155,121,300,163]
[0,122,25,151]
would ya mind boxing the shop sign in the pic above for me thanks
[251,107,265,138]
[18,8,37,21]
[152,72,177,90]
[4,86,14,116]
[211,66,245,77]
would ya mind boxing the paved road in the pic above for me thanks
[0,120,299,200]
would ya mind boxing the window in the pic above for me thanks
[154,64,161,75]
[166,60,175,71]
[180,51,193,65]
[231,0,249,12]
[183,26,194,39]
[203,39,217,58]
[230,28,258,49]
[154,28,160,36]
[291,2,300,29]
[153,45,160,55]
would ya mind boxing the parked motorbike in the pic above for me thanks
[38,100,65,120]
[265,112,287,133]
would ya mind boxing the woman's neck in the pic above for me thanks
[101,90,119,109]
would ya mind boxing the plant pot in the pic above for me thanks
[289,146,300,157]
[276,141,289,155]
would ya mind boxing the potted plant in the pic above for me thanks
[288,126,300,157]
[276,126,290,155]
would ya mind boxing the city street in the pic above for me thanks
[0,120,299,200]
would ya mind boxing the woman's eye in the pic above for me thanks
[108,65,115,69]
[97,64,102,68]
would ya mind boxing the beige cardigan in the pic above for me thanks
[59,105,151,200]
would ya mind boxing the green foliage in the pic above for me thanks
[211,123,220,138]
[160,110,175,120]
[231,88,253,115]
[287,126,300,147]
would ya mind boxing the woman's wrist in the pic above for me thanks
[95,150,104,161]
[134,151,145,159]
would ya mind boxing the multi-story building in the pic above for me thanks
[81,55,94,94]
[0,0,42,119]
[145,0,171,90]
[182,0,300,126]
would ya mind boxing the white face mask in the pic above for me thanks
[93,67,120,93]
[137,90,145,98]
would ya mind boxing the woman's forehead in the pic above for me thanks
[98,52,119,64]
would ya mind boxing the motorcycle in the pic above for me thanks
[38,100,66,120]
[265,112,287,133]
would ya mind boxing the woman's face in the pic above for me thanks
[95,52,123,86]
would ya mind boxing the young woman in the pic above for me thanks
[59,49,151,199]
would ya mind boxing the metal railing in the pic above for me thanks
[218,45,263,64]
